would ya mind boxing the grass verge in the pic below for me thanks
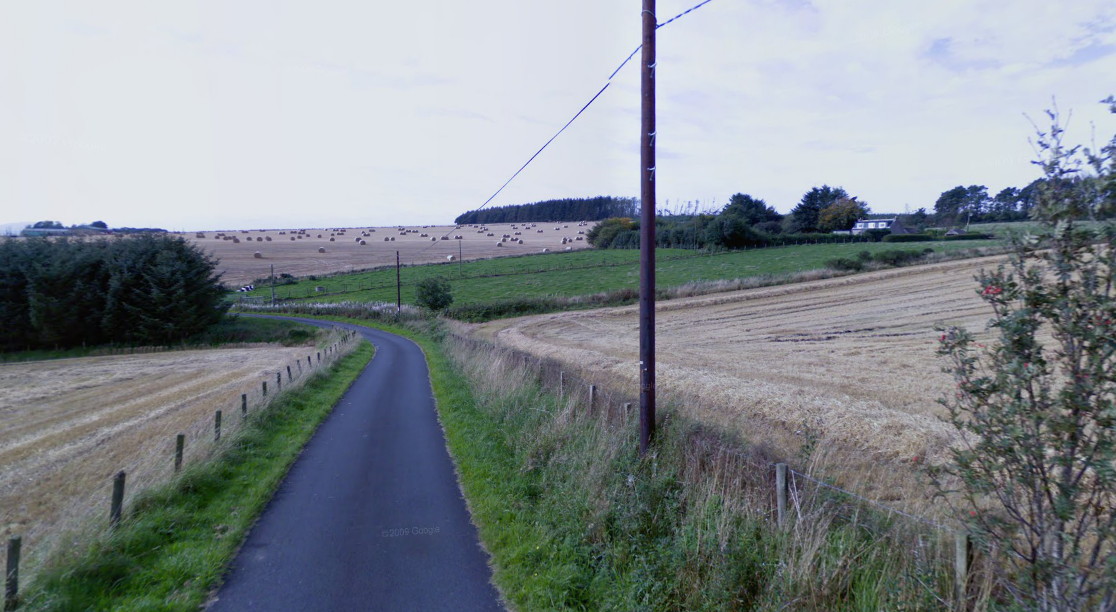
[16,341,374,611]
[288,315,961,609]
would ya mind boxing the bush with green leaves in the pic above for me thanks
[935,101,1116,610]
[415,276,454,311]
[0,234,228,350]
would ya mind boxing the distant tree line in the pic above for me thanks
[455,196,638,225]
[586,172,1116,251]
[0,235,228,351]
[21,220,167,236]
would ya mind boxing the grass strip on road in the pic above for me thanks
[17,341,374,612]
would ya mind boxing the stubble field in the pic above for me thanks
[0,345,319,576]
[178,222,596,287]
[476,255,1006,493]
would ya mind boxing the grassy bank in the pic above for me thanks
[16,341,373,611]
[313,316,958,609]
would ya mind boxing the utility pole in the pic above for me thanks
[639,0,657,455]
[395,251,401,313]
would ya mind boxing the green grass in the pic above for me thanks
[19,341,374,611]
[298,316,956,610]
[240,240,1002,307]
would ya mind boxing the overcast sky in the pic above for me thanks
[2,0,1114,231]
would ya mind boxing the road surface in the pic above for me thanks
[209,318,504,611]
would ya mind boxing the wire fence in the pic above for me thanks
[446,332,978,603]
[3,329,361,610]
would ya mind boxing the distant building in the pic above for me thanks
[850,217,913,235]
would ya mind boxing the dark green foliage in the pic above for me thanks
[882,233,934,242]
[942,232,993,241]
[0,235,228,351]
[415,277,454,311]
[455,196,638,225]
[788,185,849,233]
[720,193,782,226]
[585,217,637,247]
[824,257,864,271]
[826,248,933,271]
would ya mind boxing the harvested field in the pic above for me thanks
[0,345,321,578]
[178,222,596,287]
[476,255,1008,493]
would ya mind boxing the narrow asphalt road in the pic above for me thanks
[209,318,504,611]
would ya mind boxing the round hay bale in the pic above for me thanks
[265,236,272,241]
[360,240,367,246]
[329,237,335,242]
[253,251,262,258]
[447,255,456,261]
[290,237,296,241]
[542,248,550,252]
[318,247,326,253]
[256,237,263,242]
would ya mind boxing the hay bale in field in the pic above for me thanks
[253,251,262,258]
[233,237,240,243]
[318,247,326,253]
[496,241,503,247]
[360,240,367,246]
[564,246,573,251]
[447,255,456,261]
[542,248,550,252]
[390,237,395,241]
[290,237,296,241]
[431,237,437,241]
[265,236,272,241]
[329,237,335,242]
[517,239,524,244]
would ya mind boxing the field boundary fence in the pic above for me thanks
[3,329,361,611]
[448,332,980,606]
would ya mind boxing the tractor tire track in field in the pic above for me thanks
[209,318,503,611]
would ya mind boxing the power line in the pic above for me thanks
[464,0,720,220]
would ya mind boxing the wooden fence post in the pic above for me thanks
[262,380,268,397]
[955,531,971,608]
[297,361,302,375]
[307,356,312,368]
[174,434,184,472]
[317,352,321,364]
[277,371,281,391]
[214,410,222,442]
[110,471,126,528]
[5,536,20,612]
[286,365,292,381]
[623,402,632,414]
[559,372,565,397]
[241,394,247,418]
[776,463,788,527]
[589,385,597,413]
